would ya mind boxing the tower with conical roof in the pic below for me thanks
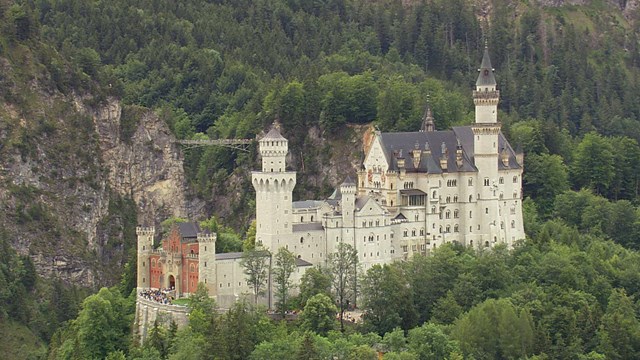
[252,122,296,252]
[472,45,502,246]
[474,44,499,124]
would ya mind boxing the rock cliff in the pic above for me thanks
[0,91,193,286]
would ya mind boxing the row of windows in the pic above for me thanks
[403,229,427,237]
[362,220,382,227]
[400,219,519,237]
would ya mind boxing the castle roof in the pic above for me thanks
[476,47,496,87]
[215,252,245,260]
[292,200,323,209]
[377,126,521,173]
[296,258,313,267]
[292,223,324,232]
[177,222,203,239]
[341,176,356,186]
[262,127,286,140]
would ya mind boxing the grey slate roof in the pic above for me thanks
[476,47,497,86]
[393,213,407,220]
[262,127,286,140]
[378,126,520,173]
[215,252,245,260]
[292,200,323,209]
[293,223,324,232]
[178,222,201,239]
[355,196,369,211]
[341,176,356,186]
[296,258,313,267]
[380,130,476,173]
[400,189,428,196]
[452,126,521,170]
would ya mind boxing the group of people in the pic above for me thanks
[139,288,174,305]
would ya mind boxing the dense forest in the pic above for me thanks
[3,0,640,358]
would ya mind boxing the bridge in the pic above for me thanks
[173,138,253,152]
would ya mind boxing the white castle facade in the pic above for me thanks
[252,48,525,271]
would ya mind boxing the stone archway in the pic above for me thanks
[169,275,176,290]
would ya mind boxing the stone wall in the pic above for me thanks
[134,295,190,343]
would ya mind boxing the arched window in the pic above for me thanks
[446,225,451,233]
[454,209,459,218]
[499,177,504,184]
[513,176,518,183]
[511,220,516,228]
[453,195,458,203]
[300,216,304,222]
[300,237,304,244]
[454,224,459,232]
[445,210,451,219]
[431,206,436,214]
[468,178,473,186]
[311,216,314,222]
[469,195,473,202]
[446,196,451,203]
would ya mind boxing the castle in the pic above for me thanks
[252,46,524,270]
[135,47,525,313]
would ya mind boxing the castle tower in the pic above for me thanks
[252,123,296,252]
[474,45,499,124]
[340,176,358,246]
[136,226,155,290]
[472,46,501,245]
[197,232,217,296]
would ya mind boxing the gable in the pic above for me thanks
[355,197,385,217]
[363,134,389,172]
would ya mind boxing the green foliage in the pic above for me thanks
[242,220,257,251]
[361,264,416,334]
[452,298,534,359]
[119,105,146,144]
[407,322,461,360]
[300,293,337,336]
[597,289,640,359]
[571,133,615,195]
[327,242,359,332]
[241,248,271,304]
[296,266,332,309]
[50,287,133,360]
[273,247,297,317]
[200,215,243,253]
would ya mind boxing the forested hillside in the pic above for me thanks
[3,0,640,358]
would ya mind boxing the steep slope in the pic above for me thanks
[0,43,194,287]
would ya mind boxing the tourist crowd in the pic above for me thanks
[139,288,174,305]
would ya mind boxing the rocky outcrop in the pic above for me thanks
[90,99,190,227]
[0,92,194,287]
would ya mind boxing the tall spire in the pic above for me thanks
[476,44,496,88]
[420,95,435,132]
